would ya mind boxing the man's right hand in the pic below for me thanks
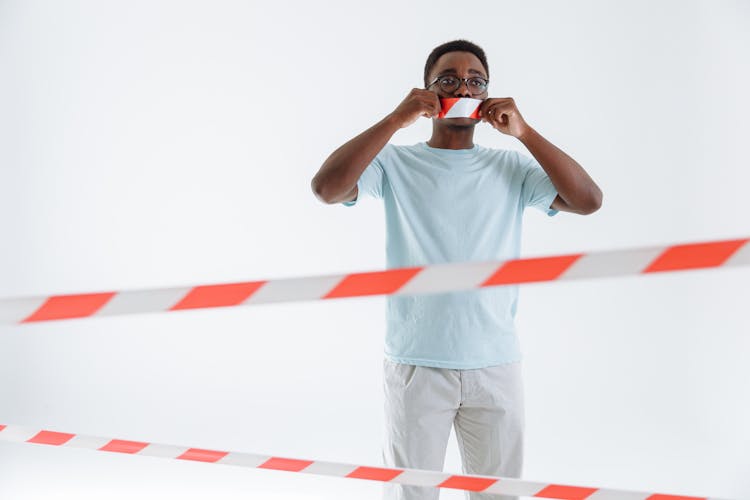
[313,89,439,204]
[388,89,441,129]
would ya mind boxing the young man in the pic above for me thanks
[311,40,602,500]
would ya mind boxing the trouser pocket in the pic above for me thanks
[383,358,418,389]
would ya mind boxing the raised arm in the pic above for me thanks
[311,89,440,204]
[518,127,603,215]
[479,97,603,215]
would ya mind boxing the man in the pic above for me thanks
[311,40,602,500]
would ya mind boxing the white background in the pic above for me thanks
[1,0,749,498]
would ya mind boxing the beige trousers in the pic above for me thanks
[382,358,524,500]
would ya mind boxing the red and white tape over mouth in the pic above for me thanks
[438,97,483,119]
[0,237,747,325]
[0,424,725,500]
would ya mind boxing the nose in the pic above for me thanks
[453,79,472,98]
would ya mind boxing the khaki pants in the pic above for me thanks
[382,358,524,500]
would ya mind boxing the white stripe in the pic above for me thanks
[395,261,500,295]
[66,434,112,450]
[139,443,190,458]
[96,287,192,317]
[389,469,448,487]
[482,478,549,497]
[725,240,750,267]
[0,297,49,325]
[0,425,41,442]
[444,98,482,118]
[218,451,270,468]
[245,275,345,304]
[559,248,665,280]
[587,488,650,500]
[302,460,358,477]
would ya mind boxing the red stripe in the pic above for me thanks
[324,267,422,299]
[0,425,6,432]
[346,466,403,481]
[438,98,459,118]
[170,281,266,310]
[258,457,314,472]
[482,254,583,286]
[438,475,497,492]
[644,239,748,273]
[646,495,707,500]
[535,484,599,500]
[177,448,229,463]
[99,439,149,454]
[22,293,116,323]
[27,430,75,446]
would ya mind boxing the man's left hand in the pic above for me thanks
[479,98,530,139]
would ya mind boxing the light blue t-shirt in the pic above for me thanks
[344,141,558,369]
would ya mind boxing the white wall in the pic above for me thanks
[1,0,748,498]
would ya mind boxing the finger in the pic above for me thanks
[481,103,494,121]
[429,94,441,114]
[486,101,513,113]
[415,88,438,99]
[486,108,509,129]
[422,96,441,117]
[484,101,503,113]
[420,104,438,119]
[478,98,496,117]
[486,106,504,125]
[488,106,514,125]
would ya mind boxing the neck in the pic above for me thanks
[426,122,476,150]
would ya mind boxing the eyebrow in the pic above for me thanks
[436,68,487,78]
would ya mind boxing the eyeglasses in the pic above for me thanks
[426,75,489,96]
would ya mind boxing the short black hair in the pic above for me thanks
[424,39,489,87]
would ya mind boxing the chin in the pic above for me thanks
[443,117,480,128]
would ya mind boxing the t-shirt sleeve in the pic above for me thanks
[517,152,559,216]
[341,146,388,206]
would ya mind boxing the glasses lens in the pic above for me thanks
[438,76,459,93]
[467,77,488,94]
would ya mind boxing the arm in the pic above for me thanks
[518,126,603,215]
[479,98,603,215]
[311,89,441,204]
[311,114,401,204]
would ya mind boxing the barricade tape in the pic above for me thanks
[0,424,726,499]
[438,97,482,119]
[1,237,747,325]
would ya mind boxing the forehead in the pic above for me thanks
[431,51,487,77]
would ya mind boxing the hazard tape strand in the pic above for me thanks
[1,237,747,325]
[0,424,727,500]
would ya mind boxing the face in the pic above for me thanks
[426,51,489,127]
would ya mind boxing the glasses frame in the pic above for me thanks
[426,75,489,96]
